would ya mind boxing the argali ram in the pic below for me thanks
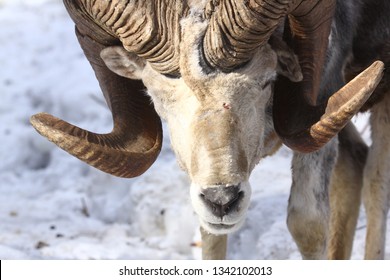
[30,0,389,259]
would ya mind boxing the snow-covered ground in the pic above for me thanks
[0,0,388,260]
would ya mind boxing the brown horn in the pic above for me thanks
[273,60,384,153]
[72,0,185,76]
[272,1,384,152]
[203,0,295,71]
[30,0,162,177]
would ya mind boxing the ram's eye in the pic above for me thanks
[163,73,181,79]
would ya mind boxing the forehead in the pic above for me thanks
[146,46,277,98]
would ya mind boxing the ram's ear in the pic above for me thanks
[100,46,146,80]
[269,35,303,83]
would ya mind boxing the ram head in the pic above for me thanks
[31,0,383,234]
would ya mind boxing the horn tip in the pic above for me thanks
[372,60,385,69]
[30,112,54,124]
[367,60,385,81]
[30,112,62,141]
[30,112,49,132]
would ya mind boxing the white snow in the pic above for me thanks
[0,0,388,260]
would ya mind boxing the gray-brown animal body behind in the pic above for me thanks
[30,0,389,259]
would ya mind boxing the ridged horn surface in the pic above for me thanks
[203,0,294,71]
[75,0,185,76]
[30,0,163,178]
[30,112,162,178]
[274,61,384,153]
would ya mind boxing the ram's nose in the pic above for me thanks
[200,184,243,218]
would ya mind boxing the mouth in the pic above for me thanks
[207,222,236,230]
[201,219,245,234]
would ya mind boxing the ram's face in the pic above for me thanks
[98,19,280,232]
[137,43,278,233]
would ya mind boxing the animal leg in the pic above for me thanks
[200,227,227,260]
[288,140,338,259]
[363,92,390,259]
[328,122,368,259]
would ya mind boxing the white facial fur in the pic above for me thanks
[101,14,300,234]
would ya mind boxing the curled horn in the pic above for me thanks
[272,1,383,152]
[204,0,384,152]
[203,0,294,71]
[75,0,185,76]
[30,0,163,177]
[274,61,384,152]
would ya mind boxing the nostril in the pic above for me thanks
[200,185,243,218]
[225,190,242,208]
